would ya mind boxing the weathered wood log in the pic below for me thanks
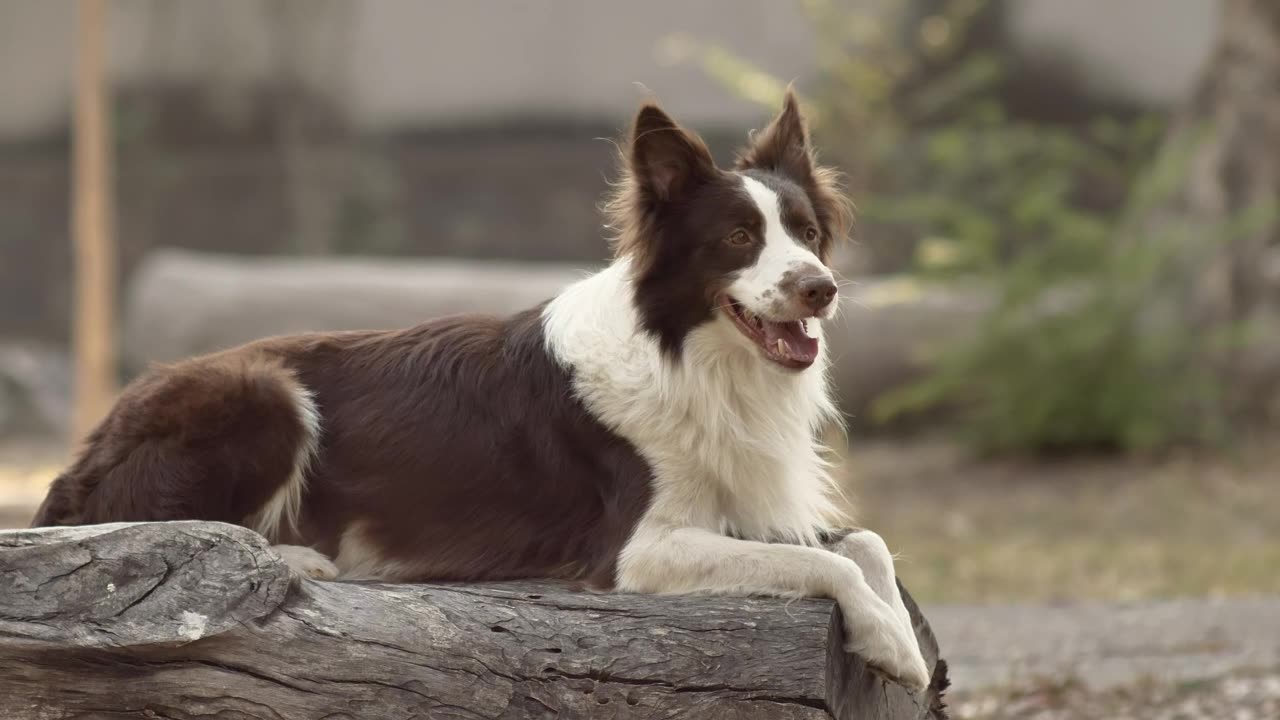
[121,249,989,423]
[0,521,948,720]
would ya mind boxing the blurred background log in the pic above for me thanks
[121,249,990,426]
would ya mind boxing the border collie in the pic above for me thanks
[33,92,930,690]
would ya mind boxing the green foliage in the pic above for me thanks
[680,0,1264,453]
[877,190,1275,453]
[876,231,1223,453]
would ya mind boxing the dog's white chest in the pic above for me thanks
[542,265,842,543]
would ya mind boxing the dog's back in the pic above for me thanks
[34,308,654,588]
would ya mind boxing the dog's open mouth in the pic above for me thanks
[719,295,819,370]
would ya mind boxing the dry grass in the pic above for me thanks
[845,438,1280,603]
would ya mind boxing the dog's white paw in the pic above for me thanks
[273,544,339,580]
[841,605,931,692]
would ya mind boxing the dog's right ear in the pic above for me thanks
[629,105,716,201]
[735,89,813,183]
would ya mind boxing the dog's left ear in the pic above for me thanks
[735,89,814,182]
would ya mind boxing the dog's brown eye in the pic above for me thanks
[727,229,751,246]
[804,226,819,243]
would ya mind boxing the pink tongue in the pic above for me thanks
[762,321,818,362]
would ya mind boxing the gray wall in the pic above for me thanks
[0,0,1217,141]
[0,0,817,140]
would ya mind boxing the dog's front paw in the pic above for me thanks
[841,605,931,692]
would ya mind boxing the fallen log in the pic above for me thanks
[0,521,948,719]
[121,249,988,423]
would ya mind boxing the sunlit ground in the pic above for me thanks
[0,436,63,528]
[3,434,1279,604]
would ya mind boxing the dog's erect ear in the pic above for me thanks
[737,89,854,261]
[630,105,717,201]
[735,89,814,182]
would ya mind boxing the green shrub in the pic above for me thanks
[680,0,1266,453]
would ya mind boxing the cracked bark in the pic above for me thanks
[0,521,948,719]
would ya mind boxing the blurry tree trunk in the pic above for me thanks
[1131,0,1280,419]
[1141,0,1280,322]
[71,0,118,438]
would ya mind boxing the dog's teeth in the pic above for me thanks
[776,338,786,355]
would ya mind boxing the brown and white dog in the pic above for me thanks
[33,93,930,689]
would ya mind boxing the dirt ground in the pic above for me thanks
[951,670,1280,720]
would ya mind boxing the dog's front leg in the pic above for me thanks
[618,524,930,690]
[820,528,918,646]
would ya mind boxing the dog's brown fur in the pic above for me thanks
[33,307,654,588]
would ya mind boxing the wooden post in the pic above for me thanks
[71,0,117,438]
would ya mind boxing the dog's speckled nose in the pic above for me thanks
[797,275,837,313]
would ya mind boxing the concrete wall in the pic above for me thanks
[0,0,1218,141]
[0,0,816,140]
[1008,0,1218,107]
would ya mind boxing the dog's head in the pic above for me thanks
[607,91,852,371]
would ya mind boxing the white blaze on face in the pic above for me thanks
[728,175,834,320]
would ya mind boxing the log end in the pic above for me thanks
[825,580,951,719]
[0,521,290,648]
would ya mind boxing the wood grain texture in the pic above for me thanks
[0,521,948,719]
